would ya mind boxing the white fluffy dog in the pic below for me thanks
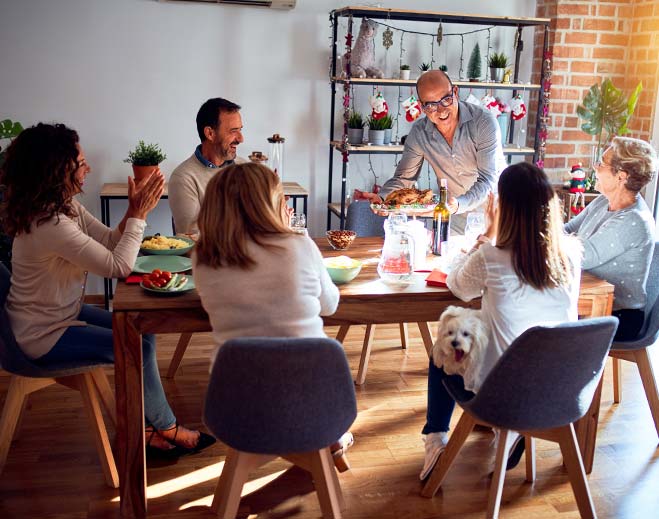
[431,306,489,383]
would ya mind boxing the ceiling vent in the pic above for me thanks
[165,0,296,9]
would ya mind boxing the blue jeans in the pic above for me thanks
[36,304,176,430]
[422,360,463,434]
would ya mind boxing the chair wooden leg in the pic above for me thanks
[417,322,434,358]
[90,367,116,427]
[524,436,536,483]
[335,325,350,343]
[399,323,409,349]
[487,429,511,519]
[310,448,345,518]
[612,356,622,404]
[0,377,54,476]
[77,373,119,488]
[165,333,193,379]
[556,424,596,519]
[211,448,271,518]
[421,412,476,498]
[634,348,659,438]
[355,324,376,386]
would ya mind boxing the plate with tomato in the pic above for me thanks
[140,270,195,295]
[133,255,192,274]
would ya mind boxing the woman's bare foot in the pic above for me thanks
[157,423,201,450]
[145,427,176,452]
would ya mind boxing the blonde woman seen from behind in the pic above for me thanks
[193,163,354,469]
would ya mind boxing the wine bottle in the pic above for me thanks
[432,179,451,256]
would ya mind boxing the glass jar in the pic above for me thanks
[267,133,285,180]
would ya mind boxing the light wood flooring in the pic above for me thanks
[1,324,658,518]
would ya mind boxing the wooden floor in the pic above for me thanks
[1,324,658,518]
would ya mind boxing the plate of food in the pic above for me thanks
[140,234,194,256]
[371,188,436,215]
[140,271,195,296]
[133,255,192,274]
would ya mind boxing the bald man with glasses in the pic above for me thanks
[361,70,506,214]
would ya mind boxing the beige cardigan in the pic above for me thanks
[6,199,146,359]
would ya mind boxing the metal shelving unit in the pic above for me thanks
[327,6,551,228]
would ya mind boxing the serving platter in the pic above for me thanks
[133,255,192,274]
[370,203,435,216]
[140,235,194,256]
[140,275,195,296]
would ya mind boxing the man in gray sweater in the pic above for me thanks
[169,97,247,235]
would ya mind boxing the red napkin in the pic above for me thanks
[425,269,447,287]
[125,275,143,284]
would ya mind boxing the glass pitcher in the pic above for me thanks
[378,212,415,285]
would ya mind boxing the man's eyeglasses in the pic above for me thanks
[421,91,455,112]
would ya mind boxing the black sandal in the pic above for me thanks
[159,422,216,454]
[145,426,182,459]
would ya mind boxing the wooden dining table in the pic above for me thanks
[112,237,613,518]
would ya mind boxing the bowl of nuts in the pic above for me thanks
[326,230,357,250]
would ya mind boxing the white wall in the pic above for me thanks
[0,0,536,293]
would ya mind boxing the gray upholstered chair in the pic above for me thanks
[0,263,118,487]
[203,337,357,519]
[610,241,659,438]
[422,317,618,519]
[339,200,427,384]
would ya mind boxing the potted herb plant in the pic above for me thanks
[488,52,509,82]
[381,115,394,145]
[399,64,411,80]
[368,116,388,145]
[347,111,365,145]
[577,78,642,191]
[124,141,167,182]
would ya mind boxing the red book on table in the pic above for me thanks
[425,269,448,287]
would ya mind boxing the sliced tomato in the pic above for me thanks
[151,269,162,277]
[160,271,172,282]
[142,274,150,283]
[143,279,154,289]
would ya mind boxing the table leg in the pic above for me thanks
[102,197,111,310]
[113,312,147,518]
[417,322,434,358]
[292,197,298,213]
[303,196,308,219]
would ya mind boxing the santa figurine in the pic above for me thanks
[569,163,586,193]
[510,94,527,120]
[402,95,422,122]
[369,91,389,120]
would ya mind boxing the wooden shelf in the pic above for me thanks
[332,6,551,27]
[331,77,541,90]
[330,141,535,156]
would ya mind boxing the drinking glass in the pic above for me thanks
[290,213,307,234]
[464,212,485,246]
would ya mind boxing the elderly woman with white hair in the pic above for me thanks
[565,136,658,340]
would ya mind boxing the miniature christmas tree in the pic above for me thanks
[467,43,482,81]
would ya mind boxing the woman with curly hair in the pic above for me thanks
[0,123,213,457]
[565,136,658,341]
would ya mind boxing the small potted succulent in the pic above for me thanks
[368,116,388,145]
[439,64,448,73]
[488,52,509,83]
[347,111,365,145]
[124,141,166,182]
[399,64,411,80]
[419,62,431,73]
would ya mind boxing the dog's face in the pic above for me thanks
[431,306,488,375]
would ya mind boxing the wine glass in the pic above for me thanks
[464,212,485,246]
[290,213,307,234]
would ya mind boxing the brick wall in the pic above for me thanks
[530,0,659,183]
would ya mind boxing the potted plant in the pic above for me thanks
[124,141,167,182]
[347,111,365,145]
[488,52,509,82]
[467,44,482,82]
[0,119,23,168]
[367,116,388,145]
[419,62,431,73]
[439,64,448,73]
[577,78,642,190]
[399,64,411,80]
[381,115,394,145]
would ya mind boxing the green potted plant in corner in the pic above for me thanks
[124,141,167,182]
[488,52,509,82]
[399,64,411,80]
[347,111,365,145]
[577,78,642,191]
[367,116,388,145]
[0,119,23,168]
[381,115,394,145]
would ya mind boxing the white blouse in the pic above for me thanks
[446,241,582,392]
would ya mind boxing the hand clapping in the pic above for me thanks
[127,168,165,220]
